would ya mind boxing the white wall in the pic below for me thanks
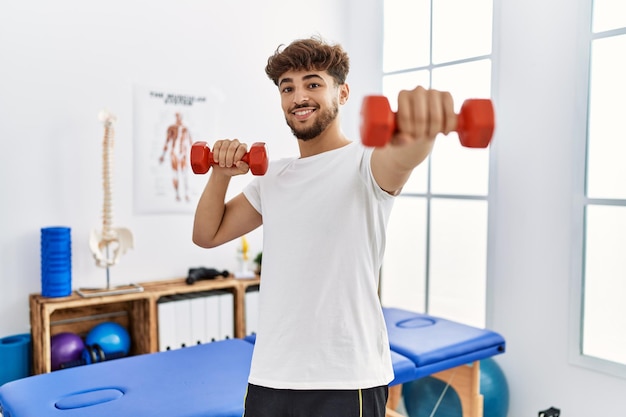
[2,0,626,415]
[0,0,381,333]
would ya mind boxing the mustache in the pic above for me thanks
[289,102,317,112]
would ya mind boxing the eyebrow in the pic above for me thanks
[278,73,325,87]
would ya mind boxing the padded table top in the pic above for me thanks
[389,350,417,386]
[383,307,505,378]
[0,338,253,417]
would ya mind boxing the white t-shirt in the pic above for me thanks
[243,142,395,390]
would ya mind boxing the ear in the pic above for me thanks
[339,83,350,105]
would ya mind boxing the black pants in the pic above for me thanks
[242,383,389,417]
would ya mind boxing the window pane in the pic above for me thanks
[432,0,493,64]
[593,0,626,33]
[430,61,492,196]
[431,60,493,105]
[383,0,431,72]
[430,140,489,196]
[381,198,428,312]
[401,162,429,195]
[587,35,626,199]
[383,70,432,111]
[583,205,626,364]
[429,199,487,327]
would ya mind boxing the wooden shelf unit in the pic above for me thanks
[29,276,260,375]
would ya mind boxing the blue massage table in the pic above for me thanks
[383,307,506,417]
[0,308,505,417]
[0,338,254,417]
[384,307,505,381]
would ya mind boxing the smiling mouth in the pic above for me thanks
[292,108,315,120]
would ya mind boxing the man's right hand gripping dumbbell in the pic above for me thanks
[190,141,269,175]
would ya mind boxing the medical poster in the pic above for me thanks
[133,85,220,214]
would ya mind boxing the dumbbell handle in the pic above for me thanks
[60,350,126,369]
[360,96,494,148]
[190,141,252,173]
[190,141,268,175]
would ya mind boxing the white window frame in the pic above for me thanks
[380,0,494,328]
[569,0,626,379]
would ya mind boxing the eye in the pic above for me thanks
[308,83,321,89]
[281,86,293,94]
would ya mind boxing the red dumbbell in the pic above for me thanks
[360,95,495,148]
[190,141,269,175]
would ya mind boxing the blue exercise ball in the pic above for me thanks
[403,375,461,417]
[480,358,509,417]
[403,358,509,417]
[86,322,131,356]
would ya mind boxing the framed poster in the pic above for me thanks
[133,85,220,213]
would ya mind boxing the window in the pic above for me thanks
[572,0,626,377]
[380,0,493,328]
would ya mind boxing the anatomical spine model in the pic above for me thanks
[89,111,134,277]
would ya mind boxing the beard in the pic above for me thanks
[286,100,339,141]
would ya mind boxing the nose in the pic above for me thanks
[293,88,309,105]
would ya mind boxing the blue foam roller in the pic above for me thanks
[0,334,31,386]
[40,226,72,298]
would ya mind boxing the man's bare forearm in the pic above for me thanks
[371,138,435,195]
[192,172,231,248]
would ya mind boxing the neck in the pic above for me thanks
[297,121,351,158]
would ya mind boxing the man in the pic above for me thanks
[192,36,455,417]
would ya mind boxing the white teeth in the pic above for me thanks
[295,109,312,116]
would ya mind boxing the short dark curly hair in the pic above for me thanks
[265,36,350,86]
